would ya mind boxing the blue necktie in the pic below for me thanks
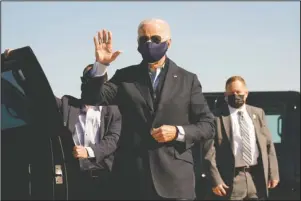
[150,69,160,91]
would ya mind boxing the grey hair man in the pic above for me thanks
[81,18,215,200]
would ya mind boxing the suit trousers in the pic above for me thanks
[230,166,266,200]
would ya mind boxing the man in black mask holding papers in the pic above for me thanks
[81,18,215,200]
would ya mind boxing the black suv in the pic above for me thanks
[2,47,300,200]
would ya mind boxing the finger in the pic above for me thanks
[74,145,82,150]
[151,131,162,139]
[268,182,271,188]
[98,30,103,44]
[151,127,162,135]
[271,181,277,188]
[215,189,222,196]
[151,127,159,133]
[102,29,107,43]
[220,187,227,196]
[107,31,112,45]
[94,35,99,49]
[151,129,159,136]
[111,50,122,61]
[152,134,165,142]
[151,133,161,140]
[222,183,229,189]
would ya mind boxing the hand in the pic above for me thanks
[72,146,88,159]
[4,48,13,58]
[268,180,279,189]
[212,183,229,196]
[151,125,177,143]
[93,29,122,65]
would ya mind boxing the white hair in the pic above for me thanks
[137,18,171,40]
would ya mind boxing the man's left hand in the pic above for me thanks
[151,125,177,143]
[73,146,88,159]
[268,180,279,189]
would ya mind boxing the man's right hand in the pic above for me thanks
[212,183,229,197]
[93,29,122,65]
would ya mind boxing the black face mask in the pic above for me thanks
[138,41,168,63]
[227,94,245,108]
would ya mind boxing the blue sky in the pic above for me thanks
[2,2,300,98]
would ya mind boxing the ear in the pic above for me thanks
[244,91,249,100]
[167,39,172,48]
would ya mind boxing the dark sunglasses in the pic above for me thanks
[138,35,162,44]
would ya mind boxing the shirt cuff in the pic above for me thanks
[176,126,185,142]
[85,147,95,158]
[89,62,108,77]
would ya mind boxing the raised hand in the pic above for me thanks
[93,29,122,65]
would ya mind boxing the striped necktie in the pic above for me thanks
[238,111,252,166]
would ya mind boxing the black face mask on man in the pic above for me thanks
[227,94,245,108]
[138,41,168,64]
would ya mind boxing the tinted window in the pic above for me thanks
[1,70,30,130]
[265,114,282,143]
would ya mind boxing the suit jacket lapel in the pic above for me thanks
[155,58,180,112]
[134,64,154,112]
[99,106,106,139]
[221,104,234,152]
[246,105,264,153]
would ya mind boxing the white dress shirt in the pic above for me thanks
[74,105,102,158]
[228,105,259,167]
[90,62,186,142]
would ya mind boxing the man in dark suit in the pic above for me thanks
[81,18,215,200]
[56,64,122,200]
[203,76,279,200]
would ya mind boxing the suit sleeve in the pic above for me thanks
[203,138,224,187]
[81,70,121,106]
[90,107,122,164]
[181,74,215,146]
[261,109,280,181]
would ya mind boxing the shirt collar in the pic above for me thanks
[148,62,165,73]
[228,104,247,114]
[80,105,101,114]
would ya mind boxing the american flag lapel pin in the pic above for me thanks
[252,114,256,120]
[173,74,177,78]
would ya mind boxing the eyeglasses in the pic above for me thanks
[138,35,162,44]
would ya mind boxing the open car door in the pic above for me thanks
[195,91,300,200]
[1,47,71,200]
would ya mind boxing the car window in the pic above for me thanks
[265,114,282,143]
[1,70,30,130]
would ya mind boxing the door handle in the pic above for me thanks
[54,165,63,184]
[277,116,282,137]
